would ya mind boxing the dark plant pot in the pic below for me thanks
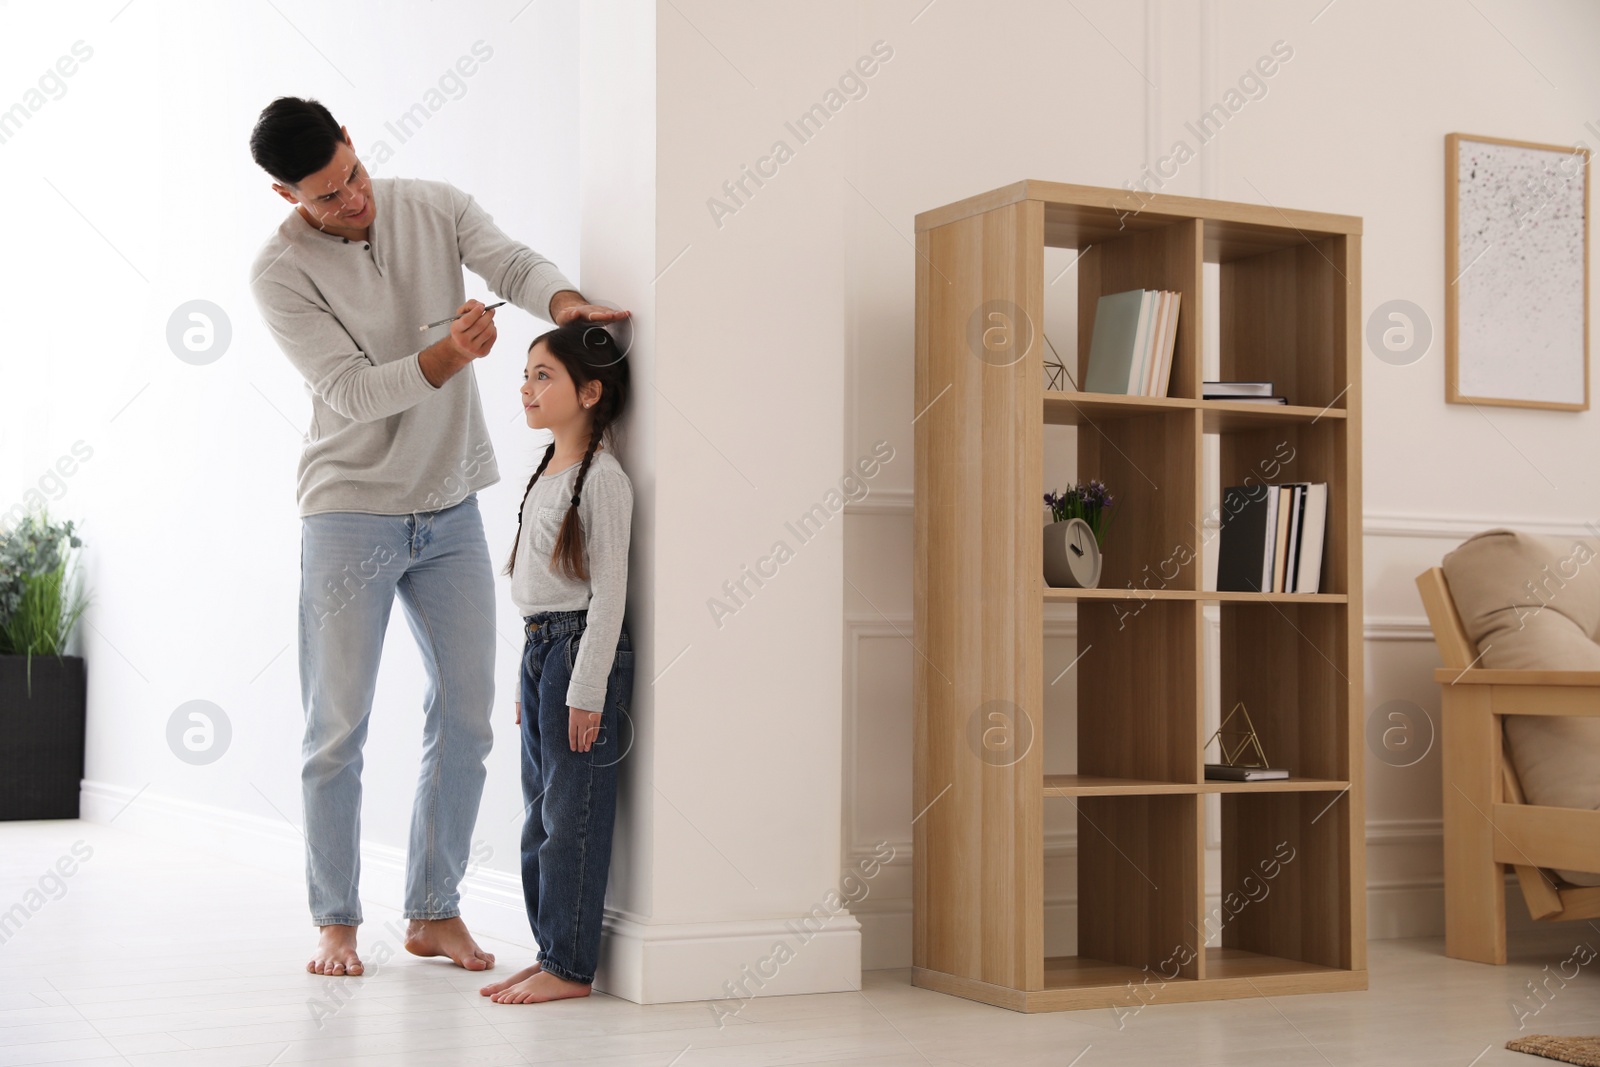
[0,655,86,820]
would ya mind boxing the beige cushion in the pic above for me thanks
[1441,528,1600,886]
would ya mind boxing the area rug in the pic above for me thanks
[1506,1035,1600,1066]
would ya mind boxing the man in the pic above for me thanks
[248,96,626,977]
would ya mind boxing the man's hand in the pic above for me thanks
[447,299,498,358]
[568,706,602,752]
[514,700,520,726]
[419,300,497,387]
[549,289,632,328]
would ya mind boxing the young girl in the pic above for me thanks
[479,319,633,1005]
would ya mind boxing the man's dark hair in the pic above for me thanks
[250,97,346,185]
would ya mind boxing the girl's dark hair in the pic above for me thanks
[504,319,631,582]
[250,97,345,185]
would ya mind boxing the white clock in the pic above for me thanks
[1043,517,1102,589]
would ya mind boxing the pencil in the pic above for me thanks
[419,301,506,331]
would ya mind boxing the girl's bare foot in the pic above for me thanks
[479,962,541,997]
[404,916,495,970]
[308,924,363,976]
[486,967,590,1004]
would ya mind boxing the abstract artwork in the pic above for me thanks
[1446,133,1590,410]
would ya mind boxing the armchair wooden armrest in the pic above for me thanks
[1416,567,1600,964]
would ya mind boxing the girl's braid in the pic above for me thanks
[502,443,556,578]
[552,409,610,581]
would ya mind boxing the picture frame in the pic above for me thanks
[1445,132,1590,411]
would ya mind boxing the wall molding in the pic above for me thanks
[847,611,1433,644]
[848,491,1600,543]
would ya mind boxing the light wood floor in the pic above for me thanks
[2,820,1597,1066]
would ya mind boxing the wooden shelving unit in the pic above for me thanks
[911,180,1365,1012]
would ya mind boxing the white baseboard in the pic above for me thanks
[597,912,861,1009]
[80,780,861,1004]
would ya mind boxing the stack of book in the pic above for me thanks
[1084,289,1182,397]
[1217,482,1329,593]
[1204,381,1288,405]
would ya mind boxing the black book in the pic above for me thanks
[1205,764,1290,781]
[1284,484,1307,593]
[1217,485,1273,592]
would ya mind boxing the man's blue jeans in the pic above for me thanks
[519,609,634,985]
[298,492,495,926]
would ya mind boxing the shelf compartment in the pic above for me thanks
[1076,794,1203,980]
[1216,419,1352,597]
[1077,600,1200,782]
[1076,218,1203,400]
[1072,410,1201,592]
[1218,236,1356,412]
[1218,791,1359,972]
[1218,601,1351,781]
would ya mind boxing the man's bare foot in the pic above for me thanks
[404,916,495,971]
[479,962,541,997]
[485,967,590,1004]
[308,924,363,976]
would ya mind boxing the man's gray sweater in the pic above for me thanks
[249,177,575,516]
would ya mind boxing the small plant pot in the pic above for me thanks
[0,654,87,820]
[1043,518,1102,589]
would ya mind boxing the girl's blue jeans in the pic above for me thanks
[519,608,634,985]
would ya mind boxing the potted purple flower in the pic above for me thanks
[1043,480,1114,589]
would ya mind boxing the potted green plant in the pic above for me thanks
[0,509,89,820]
[1043,480,1114,589]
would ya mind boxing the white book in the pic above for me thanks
[1260,487,1280,593]
[1125,290,1158,394]
[1084,290,1149,395]
[1153,291,1181,397]
[1142,291,1170,396]
[1295,484,1329,594]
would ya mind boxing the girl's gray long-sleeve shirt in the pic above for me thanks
[249,177,575,517]
[510,449,633,712]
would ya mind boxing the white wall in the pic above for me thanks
[1,0,582,921]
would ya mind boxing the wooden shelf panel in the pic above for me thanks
[1044,588,1347,603]
[1205,947,1343,979]
[913,180,1363,250]
[1043,587,1196,602]
[1203,777,1350,794]
[912,958,1367,1012]
[1042,391,1194,425]
[1201,400,1347,432]
[1043,390,1348,430]
[1043,775,1196,796]
[1043,775,1351,797]
[1201,591,1348,603]
[1042,953,1160,990]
